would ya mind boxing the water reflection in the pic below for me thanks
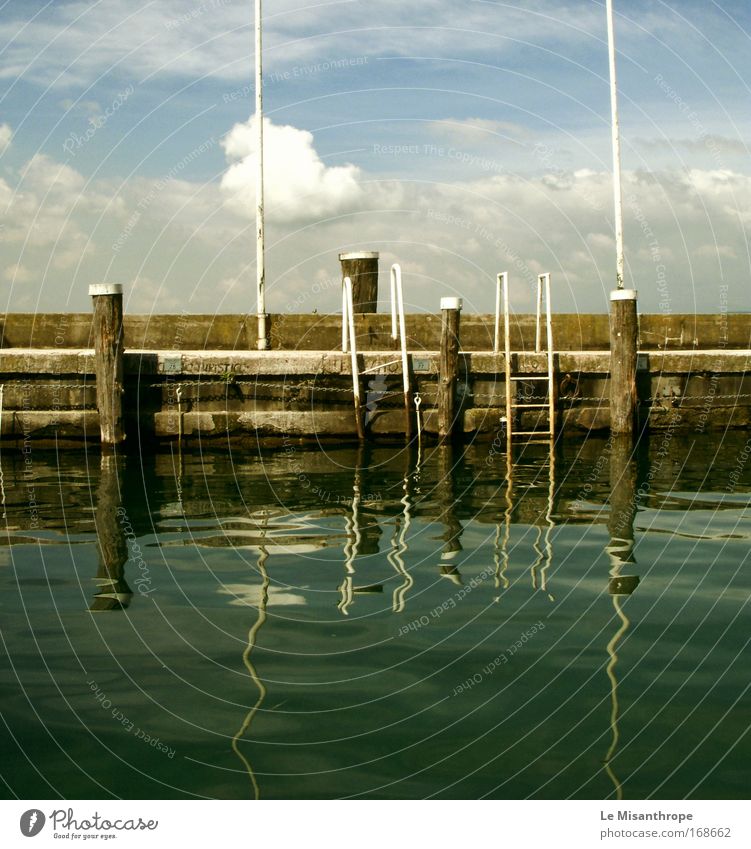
[436,445,464,585]
[603,436,641,800]
[91,454,132,612]
[1,433,750,800]
[387,450,414,613]
[231,531,269,800]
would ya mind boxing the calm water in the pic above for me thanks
[0,434,749,800]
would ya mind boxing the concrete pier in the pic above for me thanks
[1,310,750,444]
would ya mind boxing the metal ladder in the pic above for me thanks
[498,271,556,445]
[341,263,412,440]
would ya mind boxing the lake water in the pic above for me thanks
[1,433,748,800]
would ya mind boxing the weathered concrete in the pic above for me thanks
[2,342,751,442]
[3,312,750,352]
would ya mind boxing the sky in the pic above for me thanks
[0,0,749,316]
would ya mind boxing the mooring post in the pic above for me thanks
[609,289,638,436]
[89,283,125,446]
[438,297,462,444]
[339,251,379,313]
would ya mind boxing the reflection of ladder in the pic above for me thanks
[493,440,556,602]
[500,272,555,445]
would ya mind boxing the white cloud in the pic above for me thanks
[636,135,749,157]
[428,118,532,144]
[1,144,750,316]
[221,116,364,223]
[0,0,605,87]
[3,263,32,283]
[0,123,12,154]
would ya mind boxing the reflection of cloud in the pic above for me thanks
[218,583,306,607]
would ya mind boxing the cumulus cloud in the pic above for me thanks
[221,117,364,223]
[0,123,12,154]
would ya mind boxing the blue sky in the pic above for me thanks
[1,0,749,315]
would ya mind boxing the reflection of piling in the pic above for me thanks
[607,435,639,594]
[609,289,638,437]
[91,453,131,611]
[438,297,462,444]
[436,445,463,582]
[353,446,382,555]
[89,283,125,446]
[339,251,379,313]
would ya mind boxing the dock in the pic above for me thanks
[1,307,749,445]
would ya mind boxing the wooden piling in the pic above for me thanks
[437,297,462,444]
[339,251,379,313]
[609,289,638,436]
[89,283,125,446]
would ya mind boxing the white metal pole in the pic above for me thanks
[606,0,625,290]
[255,0,268,349]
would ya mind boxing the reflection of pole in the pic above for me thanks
[232,525,269,799]
[91,453,131,612]
[604,595,629,800]
[254,0,268,350]
[603,435,640,799]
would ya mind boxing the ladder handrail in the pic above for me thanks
[390,263,410,399]
[543,272,555,438]
[503,271,555,444]
[494,271,508,354]
[341,276,365,439]
[390,263,413,439]
[535,275,544,353]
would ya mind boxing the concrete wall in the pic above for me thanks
[2,312,749,351]
[2,346,750,444]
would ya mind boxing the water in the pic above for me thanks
[0,434,748,800]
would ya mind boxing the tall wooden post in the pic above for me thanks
[438,297,462,444]
[339,251,379,313]
[609,289,638,436]
[89,283,125,446]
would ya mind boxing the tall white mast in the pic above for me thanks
[255,0,268,348]
[606,0,625,289]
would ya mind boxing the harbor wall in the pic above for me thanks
[1,312,748,352]
[0,313,749,444]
